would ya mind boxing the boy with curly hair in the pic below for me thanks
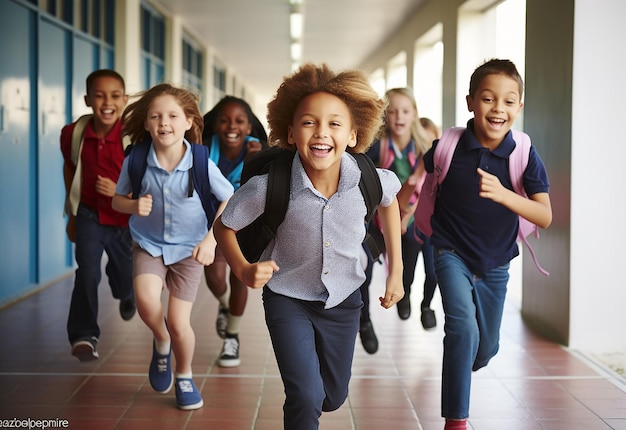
[214,63,404,429]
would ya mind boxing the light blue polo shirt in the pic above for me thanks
[220,151,401,309]
[116,139,234,265]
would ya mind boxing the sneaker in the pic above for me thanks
[396,295,411,320]
[420,307,437,330]
[218,335,240,367]
[119,298,136,321]
[215,305,229,339]
[359,320,379,354]
[175,378,203,410]
[71,337,99,361]
[149,340,173,393]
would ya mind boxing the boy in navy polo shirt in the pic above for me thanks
[425,59,552,430]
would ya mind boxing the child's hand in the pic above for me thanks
[96,175,117,197]
[477,167,507,203]
[244,140,263,162]
[137,194,153,216]
[240,261,279,288]
[192,241,216,266]
[378,273,404,309]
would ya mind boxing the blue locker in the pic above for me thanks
[37,19,69,284]
[0,2,34,305]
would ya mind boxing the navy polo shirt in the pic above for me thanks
[424,120,550,275]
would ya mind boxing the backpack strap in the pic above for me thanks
[351,153,383,223]
[126,140,151,200]
[509,130,549,276]
[413,127,465,240]
[190,143,218,229]
[263,150,294,235]
[432,127,465,187]
[66,114,93,216]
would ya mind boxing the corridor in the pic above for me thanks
[0,262,625,429]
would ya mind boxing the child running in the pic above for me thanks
[423,59,552,429]
[202,96,266,367]
[60,69,135,361]
[112,83,233,410]
[214,63,404,430]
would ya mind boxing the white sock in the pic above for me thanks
[218,291,230,309]
[155,339,171,355]
[227,315,242,335]
[175,372,192,380]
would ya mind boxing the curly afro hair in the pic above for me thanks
[266,63,386,154]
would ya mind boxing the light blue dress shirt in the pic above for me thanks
[116,139,234,265]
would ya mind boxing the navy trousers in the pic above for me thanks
[263,286,361,430]
[67,204,133,344]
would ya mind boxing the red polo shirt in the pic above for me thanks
[60,118,130,227]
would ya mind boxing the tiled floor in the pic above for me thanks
[1,261,625,430]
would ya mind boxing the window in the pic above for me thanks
[140,3,165,88]
[182,35,203,94]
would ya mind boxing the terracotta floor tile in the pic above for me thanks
[0,265,624,429]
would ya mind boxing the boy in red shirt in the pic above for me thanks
[60,69,135,361]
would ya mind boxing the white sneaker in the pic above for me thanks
[218,335,240,367]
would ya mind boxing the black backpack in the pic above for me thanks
[235,147,385,262]
[125,140,220,230]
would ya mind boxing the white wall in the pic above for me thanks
[569,0,626,352]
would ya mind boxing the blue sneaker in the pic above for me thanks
[149,340,173,393]
[175,378,204,410]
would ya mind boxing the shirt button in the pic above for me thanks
[325,241,331,247]
[324,205,330,211]
[323,271,329,275]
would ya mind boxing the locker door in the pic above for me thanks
[38,19,69,283]
[0,2,34,304]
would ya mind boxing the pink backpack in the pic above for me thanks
[414,127,549,276]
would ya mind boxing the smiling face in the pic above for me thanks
[144,94,192,149]
[287,92,357,176]
[386,92,417,141]
[466,73,523,149]
[215,101,253,152]
[84,76,128,133]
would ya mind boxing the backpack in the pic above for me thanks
[66,114,131,216]
[124,140,219,229]
[235,147,384,263]
[414,127,549,276]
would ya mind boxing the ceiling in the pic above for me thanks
[152,0,425,101]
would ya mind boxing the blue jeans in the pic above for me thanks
[67,204,133,344]
[263,286,361,430]
[435,250,509,419]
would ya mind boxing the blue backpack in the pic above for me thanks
[125,140,219,229]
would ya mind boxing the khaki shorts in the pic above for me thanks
[132,244,203,302]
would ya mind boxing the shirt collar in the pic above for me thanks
[291,151,361,196]
[465,118,517,159]
[146,138,193,170]
[83,118,123,143]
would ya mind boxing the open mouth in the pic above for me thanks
[310,144,332,155]
[487,118,506,129]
